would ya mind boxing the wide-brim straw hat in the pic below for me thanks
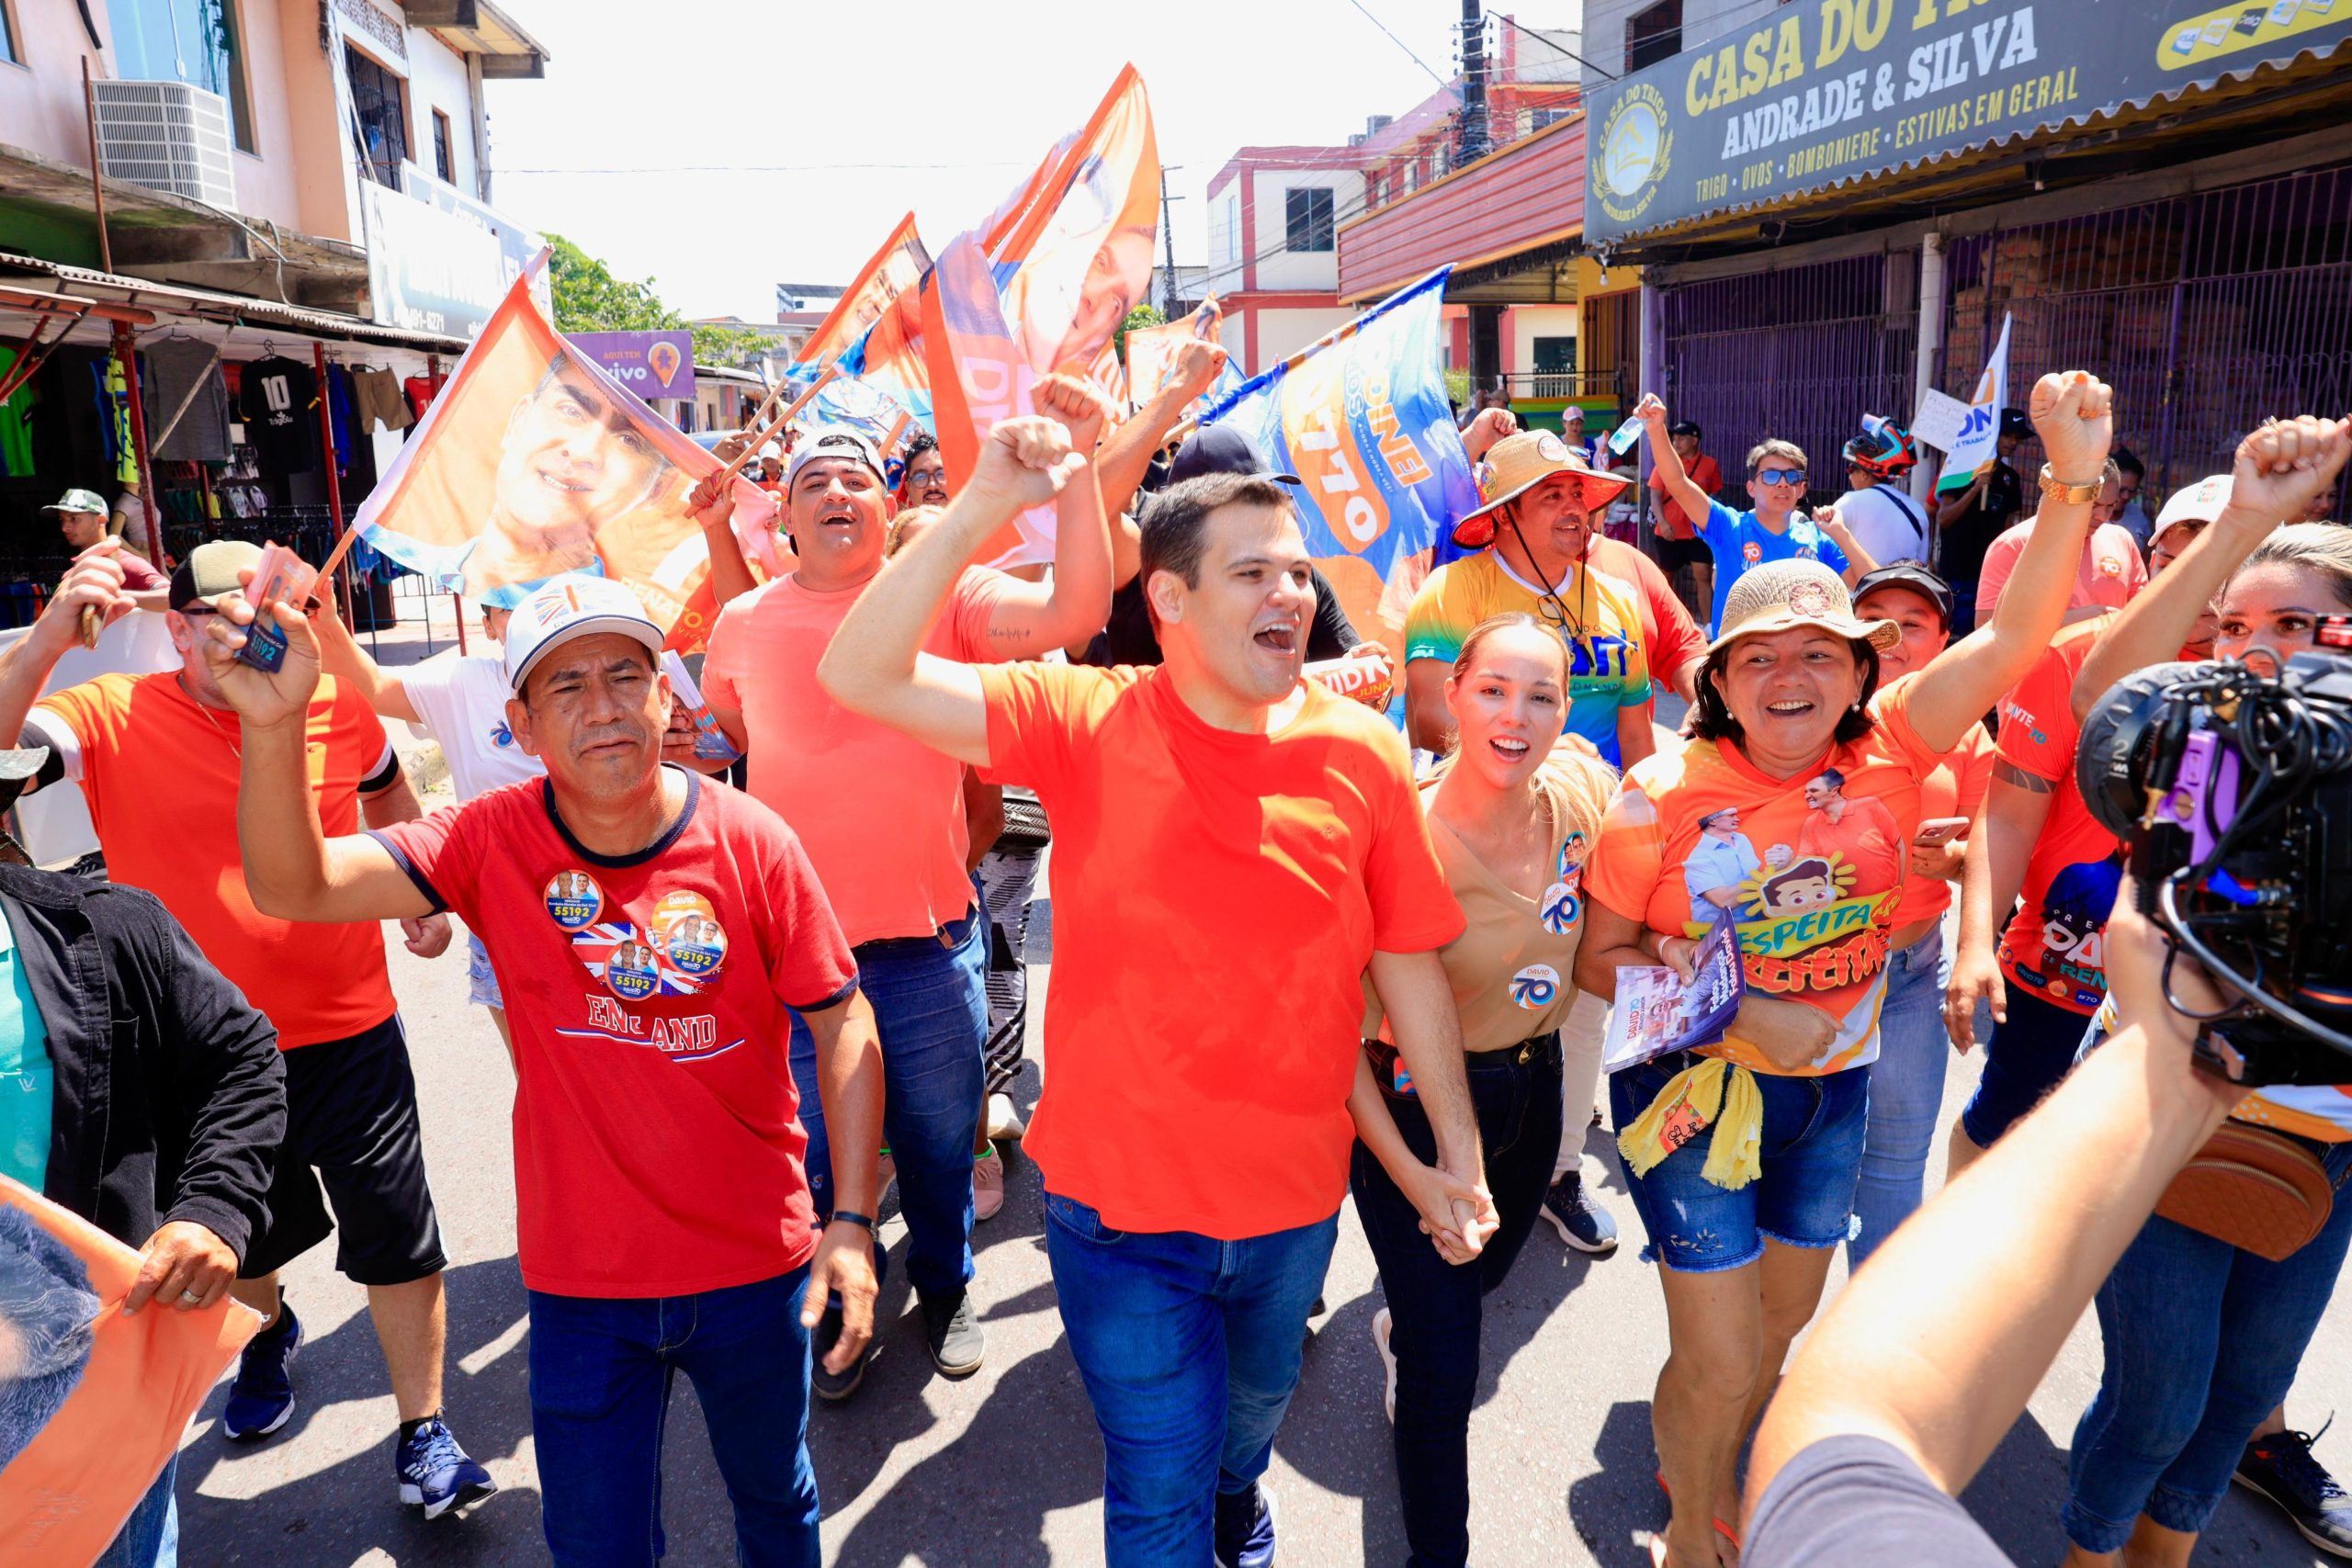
[1452,431,1634,549]
[1705,558,1900,657]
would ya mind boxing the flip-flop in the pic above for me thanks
[1655,1468,1743,1553]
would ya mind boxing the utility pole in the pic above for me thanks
[1457,0,1490,166]
[1159,166,1184,316]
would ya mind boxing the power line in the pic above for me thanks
[1339,0,1449,87]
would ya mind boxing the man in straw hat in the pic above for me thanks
[1407,430,1659,770]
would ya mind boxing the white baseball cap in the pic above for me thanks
[2154,473,2233,538]
[503,574,663,694]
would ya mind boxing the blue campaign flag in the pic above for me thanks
[1201,268,1478,583]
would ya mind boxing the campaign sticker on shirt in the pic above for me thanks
[1539,883,1581,934]
[603,938,662,1002]
[1743,540,1762,565]
[1558,830,1588,882]
[545,871,605,930]
[1510,964,1561,1010]
[654,890,729,978]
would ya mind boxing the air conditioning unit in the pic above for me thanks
[89,79,237,210]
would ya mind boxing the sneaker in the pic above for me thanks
[2235,1426,2352,1557]
[974,1144,1006,1223]
[221,1300,302,1441]
[395,1415,497,1519]
[810,1304,872,1403]
[1214,1481,1277,1568]
[1371,1307,1396,1425]
[920,1289,986,1378]
[986,1090,1027,1142]
[1541,1172,1620,1256]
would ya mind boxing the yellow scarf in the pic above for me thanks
[1616,1056,1765,1191]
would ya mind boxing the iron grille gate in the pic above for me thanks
[1657,161,2352,521]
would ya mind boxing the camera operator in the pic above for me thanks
[2045,413,2352,1564]
[1749,415,2352,1568]
[1742,877,2245,1566]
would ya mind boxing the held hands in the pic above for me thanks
[1034,371,1114,454]
[196,571,323,730]
[1943,937,2005,1053]
[966,413,1088,514]
[120,1220,237,1315]
[801,1220,879,1375]
[2220,414,2352,531]
[1399,1159,1498,1265]
[2027,370,2116,485]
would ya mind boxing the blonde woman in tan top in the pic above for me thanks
[1348,611,1618,1568]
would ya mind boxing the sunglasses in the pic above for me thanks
[1757,468,1807,487]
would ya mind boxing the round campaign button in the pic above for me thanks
[545,870,604,931]
[604,939,662,1002]
[655,890,729,979]
[1510,964,1562,1010]
[1558,831,1587,881]
[1539,882,1580,935]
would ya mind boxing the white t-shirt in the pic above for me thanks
[400,652,543,801]
[1834,484,1933,566]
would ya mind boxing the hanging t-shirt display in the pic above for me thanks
[237,355,320,476]
[142,339,232,462]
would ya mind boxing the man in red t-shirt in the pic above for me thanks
[820,414,1483,1565]
[1647,420,1722,620]
[0,538,495,1517]
[200,571,886,1565]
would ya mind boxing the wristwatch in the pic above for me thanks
[2039,464,2103,505]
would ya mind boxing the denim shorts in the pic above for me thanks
[467,931,503,1010]
[1608,1055,1871,1273]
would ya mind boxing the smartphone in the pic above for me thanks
[1913,816,1971,847]
[234,542,318,674]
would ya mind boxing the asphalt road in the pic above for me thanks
[164,742,2351,1565]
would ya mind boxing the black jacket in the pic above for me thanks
[6,863,285,1261]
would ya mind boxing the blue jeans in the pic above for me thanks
[789,909,986,1299]
[526,1269,820,1567]
[1960,984,2093,1148]
[1849,929,1948,1268]
[1044,1193,1339,1565]
[1610,1056,1870,1272]
[2064,1140,2352,1552]
[96,1454,177,1568]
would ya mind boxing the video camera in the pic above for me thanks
[2078,635,2352,1086]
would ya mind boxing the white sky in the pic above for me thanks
[482,0,1479,321]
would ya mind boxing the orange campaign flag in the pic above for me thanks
[0,1178,261,1567]
[926,64,1160,566]
[350,265,788,653]
[797,213,932,371]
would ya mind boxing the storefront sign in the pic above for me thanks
[361,172,548,341]
[1586,0,2352,245]
[564,331,697,401]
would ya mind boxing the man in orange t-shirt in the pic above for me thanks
[0,540,493,1517]
[697,384,1114,1397]
[817,412,1480,1566]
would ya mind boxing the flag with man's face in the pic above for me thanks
[924,65,1159,566]
[797,214,931,372]
[351,268,785,650]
